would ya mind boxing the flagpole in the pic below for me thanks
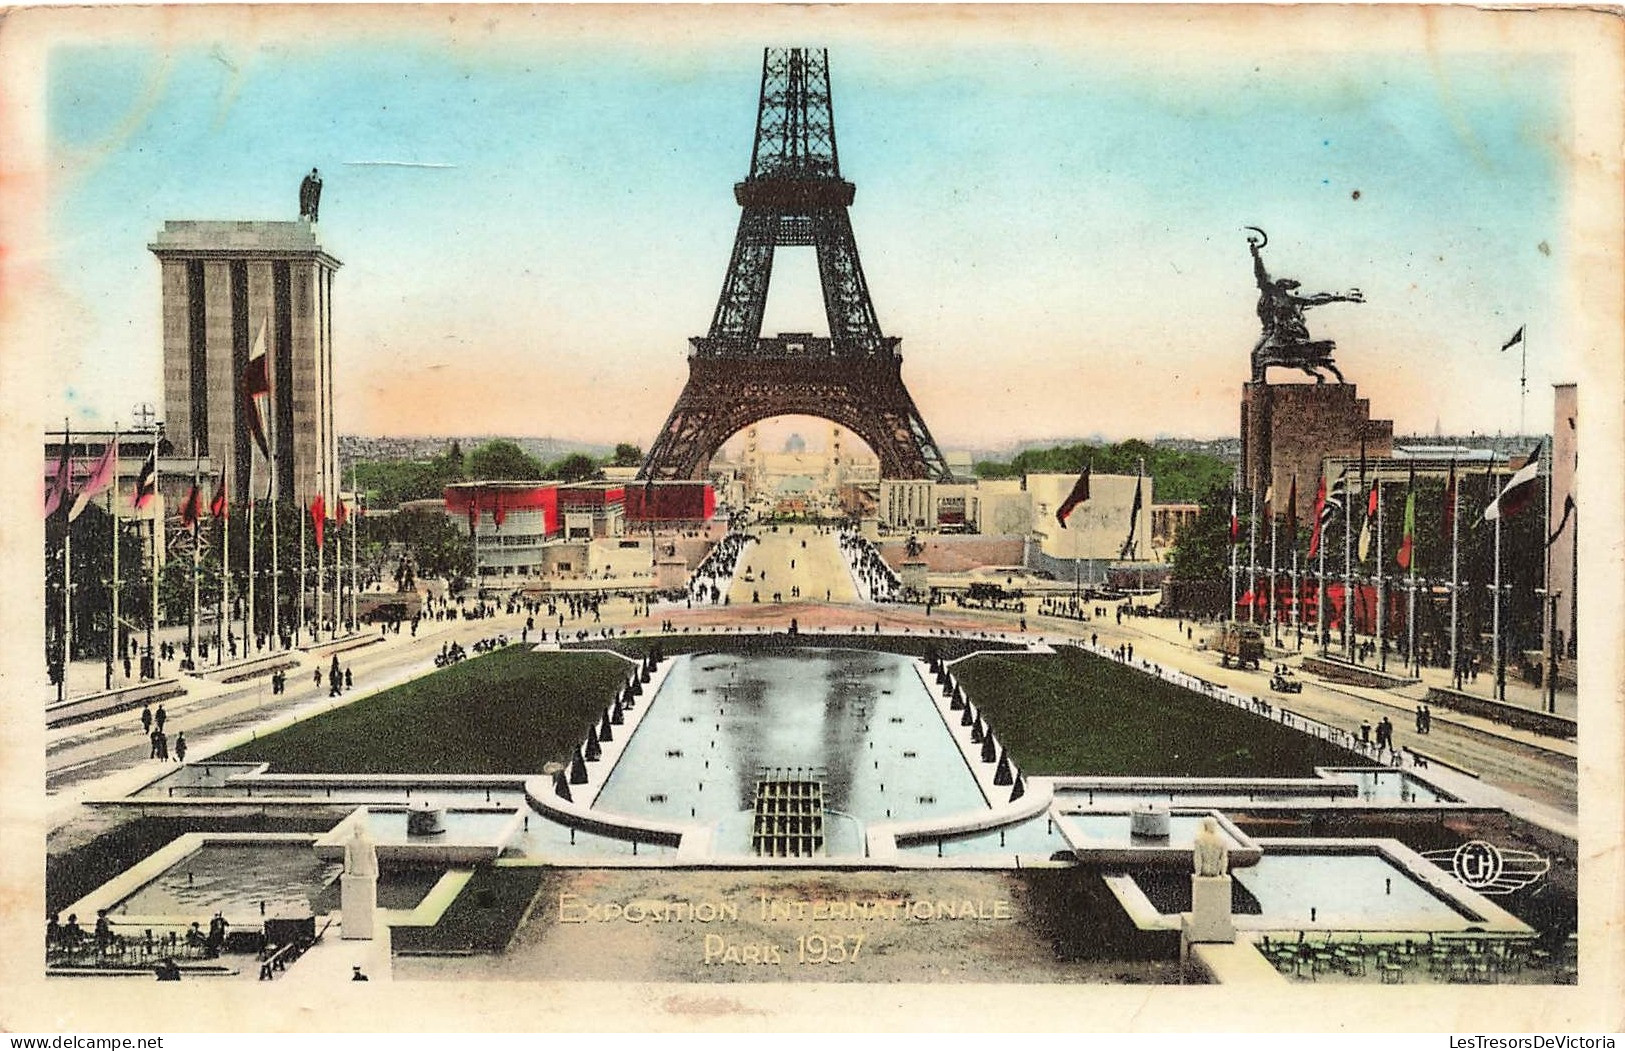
[247,456,257,654]
[189,447,200,669]
[1343,466,1353,659]
[1268,504,1278,645]
[299,497,308,642]
[107,425,120,690]
[350,462,359,633]
[1291,542,1300,649]
[149,428,160,679]
[316,499,326,642]
[1248,485,1259,626]
[1316,488,1327,657]
[1407,502,1417,678]
[271,464,281,649]
[1543,451,1555,714]
[62,423,73,695]
[1493,507,1503,702]
[1449,464,1460,688]
[1229,473,1238,622]
[218,464,228,666]
[1376,473,1386,672]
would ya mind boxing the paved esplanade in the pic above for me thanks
[726,527,857,607]
[45,530,1576,848]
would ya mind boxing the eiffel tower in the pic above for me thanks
[639,47,952,482]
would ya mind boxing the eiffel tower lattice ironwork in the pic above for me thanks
[639,47,952,483]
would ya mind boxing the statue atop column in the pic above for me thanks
[1192,816,1229,876]
[1246,227,1363,385]
[343,820,378,879]
[299,168,324,222]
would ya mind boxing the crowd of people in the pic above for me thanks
[683,530,752,604]
[837,528,900,601]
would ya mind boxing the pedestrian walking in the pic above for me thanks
[174,732,187,763]
[141,705,153,734]
[154,704,167,732]
[314,668,322,689]
[344,668,353,691]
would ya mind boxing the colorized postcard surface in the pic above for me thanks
[1,2,1621,1034]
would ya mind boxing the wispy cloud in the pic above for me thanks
[342,160,456,169]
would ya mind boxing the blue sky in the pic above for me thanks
[42,17,1573,449]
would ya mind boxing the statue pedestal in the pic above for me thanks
[655,557,689,591]
[1181,874,1236,948]
[341,873,378,941]
[899,559,928,596]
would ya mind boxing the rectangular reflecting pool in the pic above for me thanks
[592,650,987,855]
[1229,852,1480,929]
[113,843,339,920]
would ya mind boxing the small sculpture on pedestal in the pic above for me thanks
[1193,815,1229,876]
[341,819,379,940]
[1183,816,1237,949]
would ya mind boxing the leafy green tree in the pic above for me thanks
[545,452,601,483]
[1168,485,1238,583]
[468,440,544,481]
[973,440,1230,502]
[394,511,474,584]
[611,443,644,468]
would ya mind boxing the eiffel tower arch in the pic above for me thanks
[640,48,952,483]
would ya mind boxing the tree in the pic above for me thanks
[545,452,601,483]
[394,512,474,583]
[1168,485,1238,583]
[973,440,1230,502]
[468,440,544,481]
[611,443,643,468]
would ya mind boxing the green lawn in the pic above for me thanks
[216,647,633,774]
[392,865,555,955]
[953,646,1358,777]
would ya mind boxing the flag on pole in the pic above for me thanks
[334,497,348,528]
[43,432,73,519]
[1396,465,1417,570]
[1547,493,1576,547]
[240,318,272,458]
[466,491,479,534]
[69,437,120,522]
[310,494,326,547]
[1117,469,1144,560]
[1357,479,1378,562]
[1229,485,1239,544]
[180,480,203,532]
[1307,473,1328,559]
[1483,442,1543,521]
[1285,476,1298,537]
[133,446,157,510]
[1500,326,1526,352]
[493,490,506,531]
[1055,465,1091,528]
[1262,482,1275,523]
[1442,459,1457,542]
[210,476,228,519]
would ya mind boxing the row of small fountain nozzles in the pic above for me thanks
[556,650,664,801]
[934,656,1025,803]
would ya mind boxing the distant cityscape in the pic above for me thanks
[339,435,614,465]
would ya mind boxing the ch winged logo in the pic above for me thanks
[1422,840,1550,895]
